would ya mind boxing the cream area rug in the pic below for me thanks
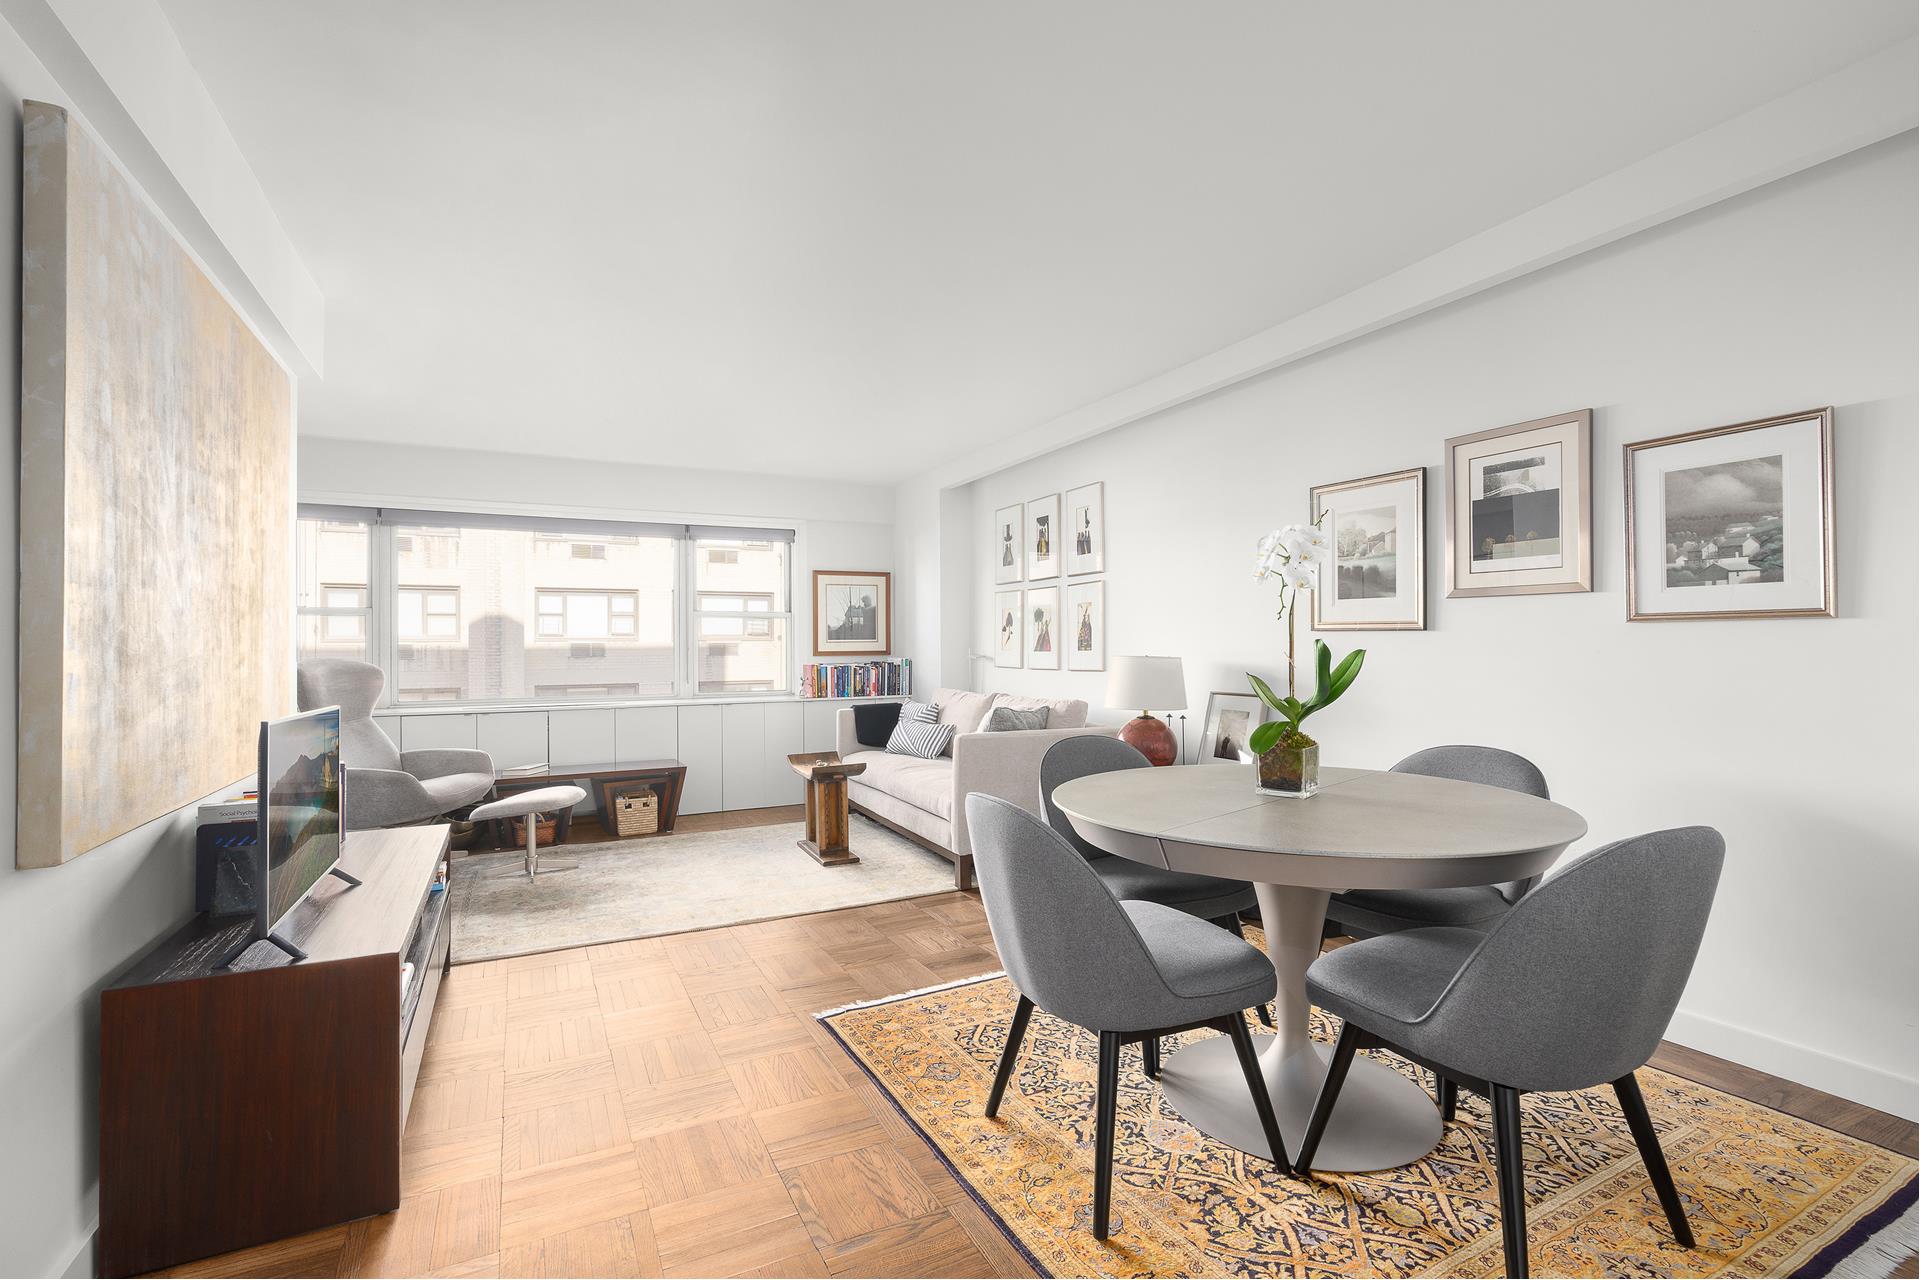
[448,816,954,962]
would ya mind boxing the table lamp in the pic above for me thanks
[1107,655,1185,766]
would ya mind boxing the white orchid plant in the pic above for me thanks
[1249,520,1365,754]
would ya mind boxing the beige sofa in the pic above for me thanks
[836,688,1116,888]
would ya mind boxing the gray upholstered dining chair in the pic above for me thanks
[297,659,495,831]
[1324,744,1551,938]
[966,794,1292,1240]
[1295,825,1725,1279]
[1041,736,1272,1060]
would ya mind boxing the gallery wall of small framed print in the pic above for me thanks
[1444,409,1592,597]
[1027,494,1060,579]
[1066,580,1104,670]
[1065,481,1105,576]
[994,503,1024,584]
[1027,585,1061,669]
[1311,467,1425,631]
[1624,407,1834,621]
[993,589,1023,667]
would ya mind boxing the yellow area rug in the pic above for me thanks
[818,972,1915,1278]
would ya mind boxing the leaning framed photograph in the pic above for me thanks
[1311,466,1425,631]
[1066,580,1105,671]
[1026,585,1061,670]
[993,502,1024,584]
[1027,493,1060,579]
[993,590,1024,668]
[1445,409,1592,597]
[1065,481,1105,576]
[1200,691,1268,764]
[1625,407,1834,621]
[811,570,891,656]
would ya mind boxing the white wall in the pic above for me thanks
[0,15,310,1277]
[953,137,1919,1115]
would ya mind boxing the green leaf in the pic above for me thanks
[1305,640,1334,711]
[1247,672,1287,712]
[1248,721,1286,754]
[1324,648,1366,704]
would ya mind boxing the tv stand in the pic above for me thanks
[211,861,364,968]
[99,826,452,1277]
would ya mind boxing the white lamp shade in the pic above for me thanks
[1107,655,1186,712]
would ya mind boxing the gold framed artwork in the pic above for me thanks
[16,103,294,869]
[1444,409,1592,598]
[1624,407,1834,621]
[811,570,891,655]
[1311,467,1425,631]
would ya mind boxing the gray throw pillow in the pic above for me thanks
[983,706,1050,733]
[886,701,955,758]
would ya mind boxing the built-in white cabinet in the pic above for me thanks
[383,699,894,818]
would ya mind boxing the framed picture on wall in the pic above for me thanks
[811,570,891,656]
[1027,585,1061,670]
[993,589,1024,668]
[1200,692,1268,764]
[1311,467,1425,631]
[1066,580,1105,670]
[1065,482,1105,576]
[1625,407,1834,621]
[1027,493,1060,579]
[994,502,1024,584]
[1444,410,1592,597]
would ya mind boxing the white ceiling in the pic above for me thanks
[159,0,1914,483]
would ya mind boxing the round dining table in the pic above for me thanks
[1051,761,1587,1171]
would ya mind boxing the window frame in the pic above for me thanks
[297,505,798,709]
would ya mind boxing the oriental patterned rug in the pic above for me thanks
[818,972,1915,1278]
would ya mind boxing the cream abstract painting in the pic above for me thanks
[18,101,293,868]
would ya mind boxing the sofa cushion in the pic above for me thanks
[932,688,995,753]
[846,750,955,820]
[853,701,903,748]
[886,702,955,759]
[988,693,1088,729]
[984,705,1049,732]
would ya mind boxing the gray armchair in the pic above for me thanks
[1296,825,1726,1278]
[296,659,495,831]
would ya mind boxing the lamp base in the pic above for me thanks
[1118,714,1178,767]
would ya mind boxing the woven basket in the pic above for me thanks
[508,814,559,849]
[612,788,659,837]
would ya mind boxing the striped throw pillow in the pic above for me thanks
[886,701,955,759]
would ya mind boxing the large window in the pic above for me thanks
[295,507,793,705]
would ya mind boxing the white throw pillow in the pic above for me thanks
[886,701,955,759]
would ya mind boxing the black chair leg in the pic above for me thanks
[1142,1036,1161,1080]
[984,994,1034,1118]
[1292,1018,1364,1175]
[1491,1083,1530,1278]
[1613,1071,1695,1248]
[1219,1013,1290,1168]
[1093,1030,1120,1239]
[1439,1075,1458,1123]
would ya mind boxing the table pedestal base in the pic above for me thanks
[1158,1033,1442,1171]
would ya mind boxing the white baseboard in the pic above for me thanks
[1665,1009,1918,1122]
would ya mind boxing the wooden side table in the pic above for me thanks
[787,751,868,866]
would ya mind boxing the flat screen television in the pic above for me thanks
[219,705,351,966]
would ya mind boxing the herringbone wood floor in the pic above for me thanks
[155,807,1916,1279]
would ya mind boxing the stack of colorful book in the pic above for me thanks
[800,659,911,699]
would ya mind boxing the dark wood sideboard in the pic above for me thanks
[98,825,453,1278]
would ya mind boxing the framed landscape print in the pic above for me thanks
[1065,482,1105,576]
[812,570,890,656]
[1445,410,1592,597]
[1625,407,1834,621]
[994,502,1024,584]
[994,590,1024,667]
[1027,585,1061,670]
[1200,692,1268,764]
[1027,493,1060,579]
[1311,467,1425,630]
[1066,580,1105,671]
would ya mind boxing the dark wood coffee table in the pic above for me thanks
[490,759,688,841]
